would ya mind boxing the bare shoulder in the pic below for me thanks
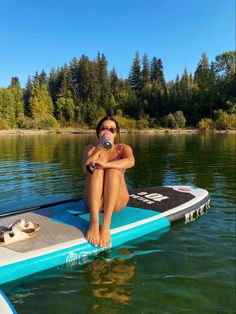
[83,144,96,156]
[121,143,134,155]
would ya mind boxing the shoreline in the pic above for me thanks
[0,128,235,136]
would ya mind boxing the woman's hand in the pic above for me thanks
[93,160,108,169]
[82,145,102,175]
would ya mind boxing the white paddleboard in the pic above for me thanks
[0,290,16,314]
[0,186,210,285]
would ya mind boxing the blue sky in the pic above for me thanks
[0,0,235,87]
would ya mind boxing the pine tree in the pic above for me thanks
[150,57,166,91]
[10,77,20,89]
[9,76,24,119]
[24,76,33,116]
[212,51,236,112]
[70,57,80,104]
[179,68,192,120]
[141,53,150,88]
[109,67,120,101]
[39,70,47,85]
[129,52,142,91]
[97,52,109,109]
[78,55,100,104]
[48,67,59,104]
[194,52,216,119]
[58,64,73,98]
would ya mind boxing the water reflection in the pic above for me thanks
[0,133,235,212]
[0,133,235,314]
[87,252,135,305]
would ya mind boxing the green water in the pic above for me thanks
[0,133,235,313]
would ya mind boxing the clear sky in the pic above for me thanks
[0,0,235,87]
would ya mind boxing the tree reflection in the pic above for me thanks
[86,249,135,306]
[0,133,235,209]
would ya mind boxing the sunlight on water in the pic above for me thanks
[0,133,235,313]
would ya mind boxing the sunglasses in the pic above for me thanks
[100,127,117,133]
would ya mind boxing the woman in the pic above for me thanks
[81,116,135,248]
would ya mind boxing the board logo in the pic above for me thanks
[130,192,169,204]
[66,251,78,266]
[184,201,210,224]
[66,247,108,267]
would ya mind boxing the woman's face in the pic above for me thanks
[99,120,117,139]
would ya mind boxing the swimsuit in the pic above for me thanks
[109,144,126,174]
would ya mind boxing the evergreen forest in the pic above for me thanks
[0,51,235,130]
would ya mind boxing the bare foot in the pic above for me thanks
[99,226,111,248]
[86,222,100,247]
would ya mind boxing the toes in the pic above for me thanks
[99,239,110,248]
[86,234,99,247]
[92,239,99,247]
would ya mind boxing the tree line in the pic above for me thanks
[0,51,235,130]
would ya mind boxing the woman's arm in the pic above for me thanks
[94,144,135,170]
[81,145,101,175]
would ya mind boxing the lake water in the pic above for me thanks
[0,133,235,313]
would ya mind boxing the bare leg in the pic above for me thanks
[85,169,104,246]
[99,169,129,248]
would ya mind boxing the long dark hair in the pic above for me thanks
[96,116,120,141]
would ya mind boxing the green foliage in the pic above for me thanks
[97,53,109,109]
[193,53,216,121]
[37,115,58,129]
[113,115,136,130]
[198,110,236,130]
[212,51,236,78]
[0,118,10,130]
[213,110,236,130]
[56,96,75,122]
[29,79,53,119]
[128,51,142,91]
[0,50,235,130]
[141,54,150,88]
[15,115,58,129]
[109,68,121,102]
[0,88,16,127]
[9,77,25,119]
[163,113,176,128]
[226,100,236,114]
[77,102,106,127]
[16,114,28,129]
[162,111,186,129]
[174,111,186,128]
[150,57,166,91]
[198,118,214,130]
[212,51,236,113]
[136,118,150,129]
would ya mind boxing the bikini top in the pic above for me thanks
[109,144,125,161]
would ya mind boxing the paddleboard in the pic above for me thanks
[0,290,17,314]
[0,186,210,285]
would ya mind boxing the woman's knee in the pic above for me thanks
[91,168,104,179]
[114,193,129,212]
[105,168,121,178]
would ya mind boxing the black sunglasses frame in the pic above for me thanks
[100,127,117,134]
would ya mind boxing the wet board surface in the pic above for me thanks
[0,186,210,285]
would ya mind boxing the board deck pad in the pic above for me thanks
[0,186,210,285]
[129,186,195,210]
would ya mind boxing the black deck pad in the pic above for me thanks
[128,187,194,212]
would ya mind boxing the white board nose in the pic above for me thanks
[0,290,17,314]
